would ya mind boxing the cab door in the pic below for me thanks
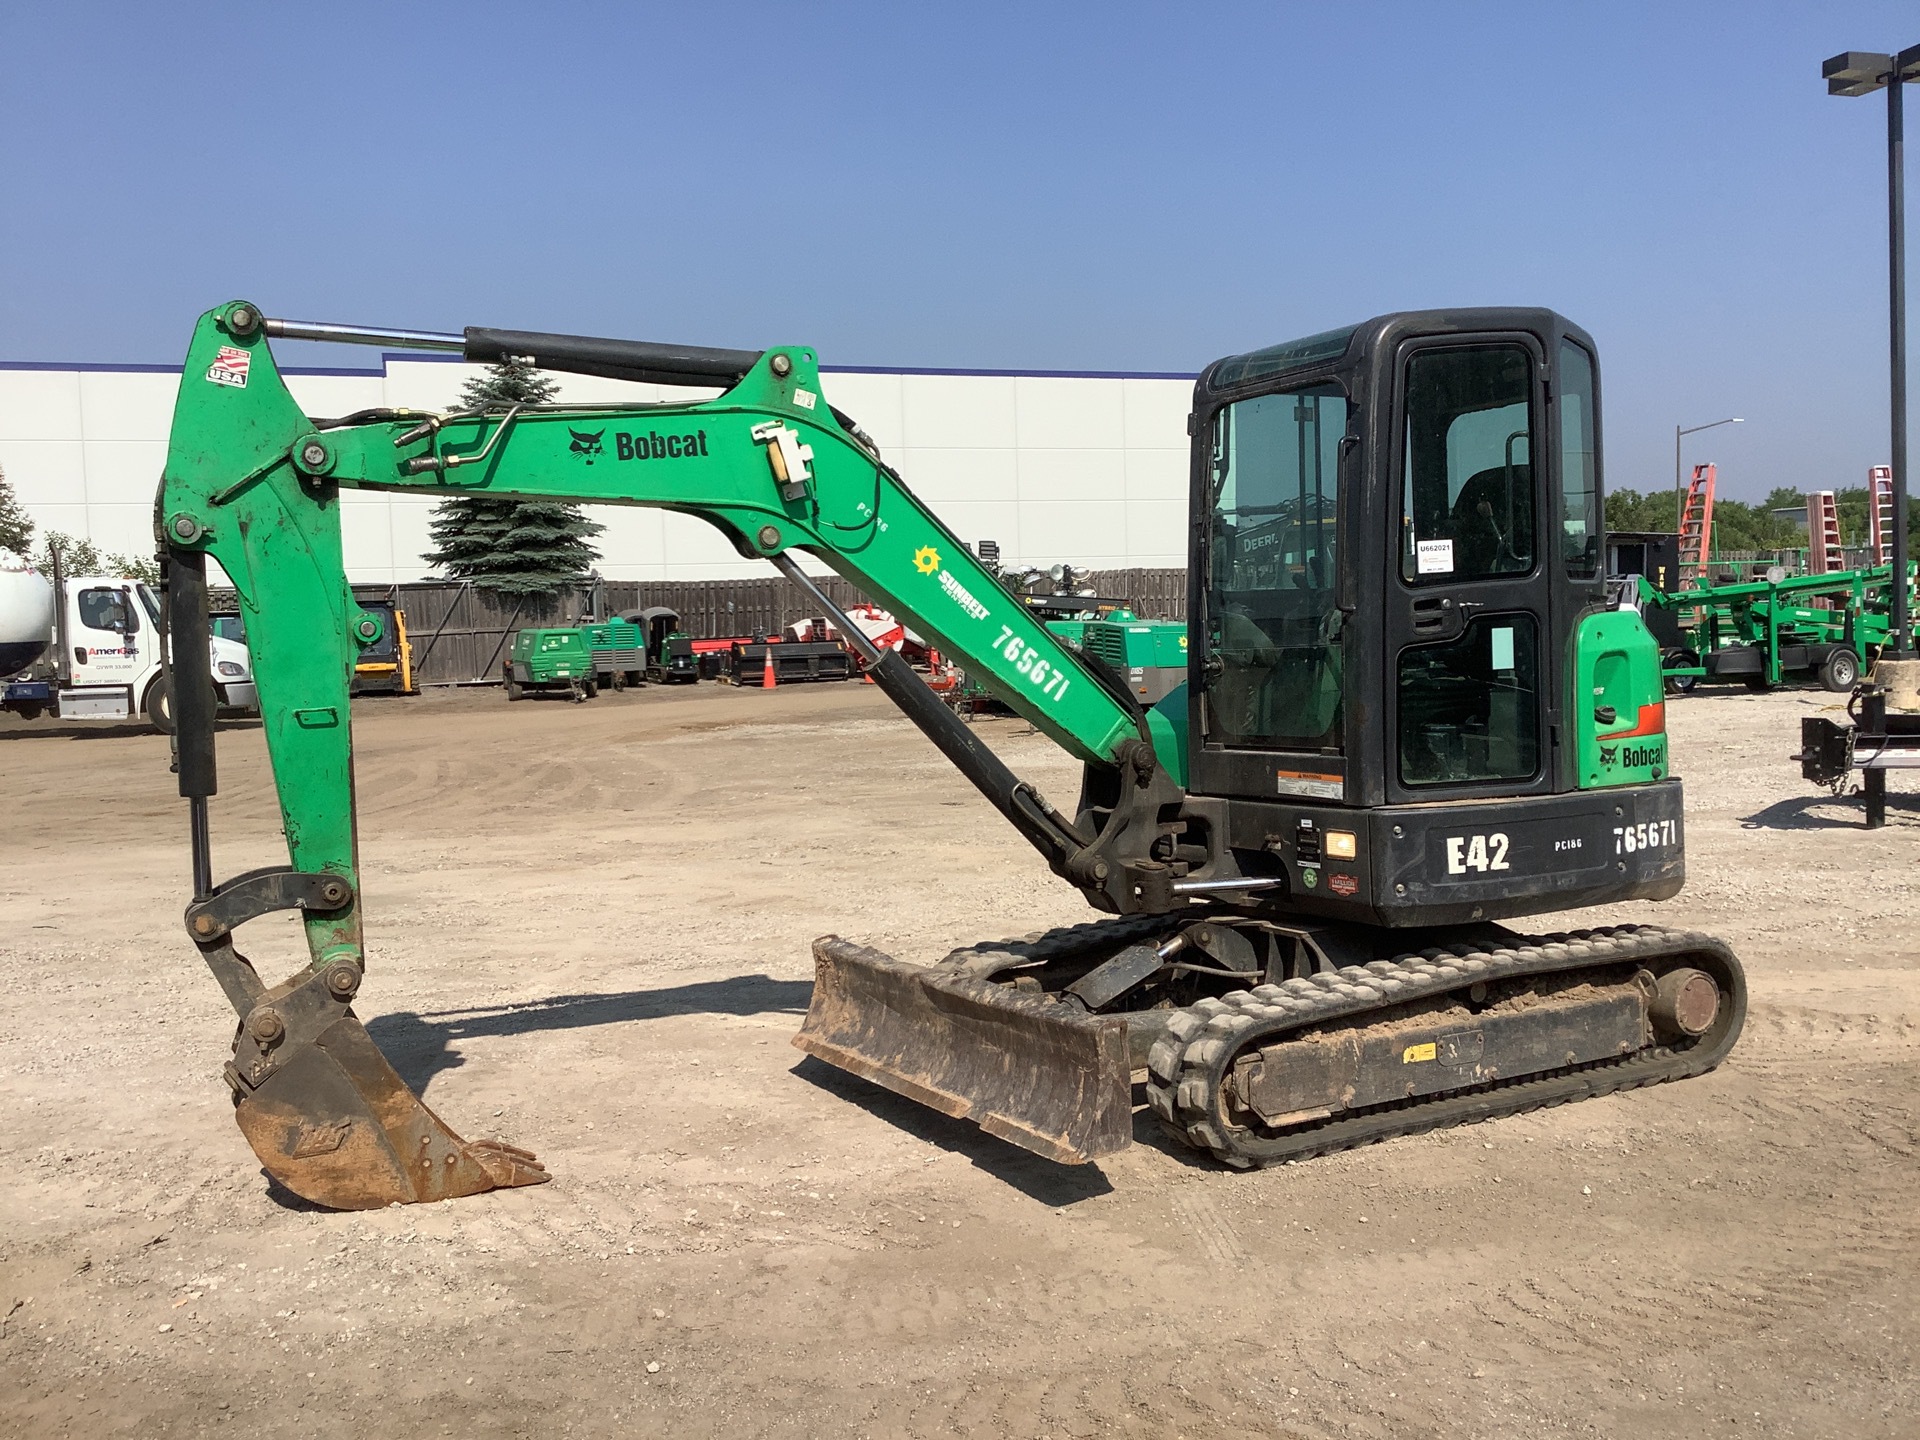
[1192,380,1350,802]
[71,585,142,685]
[1383,335,1558,803]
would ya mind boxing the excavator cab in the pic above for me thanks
[1178,310,1677,928]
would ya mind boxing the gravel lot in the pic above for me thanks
[2,680,1915,1438]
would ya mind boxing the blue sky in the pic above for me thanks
[2,1,1915,501]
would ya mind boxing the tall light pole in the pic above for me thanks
[1674,417,1743,524]
[1825,45,1920,657]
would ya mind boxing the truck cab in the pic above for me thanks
[2,572,257,731]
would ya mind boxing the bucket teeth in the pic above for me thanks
[793,935,1134,1165]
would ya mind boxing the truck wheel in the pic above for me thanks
[504,665,523,701]
[1820,649,1860,692]
[145,676,176,734]
[583,676,599,699]
[1743,675,1775,693]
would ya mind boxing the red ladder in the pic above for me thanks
[1678,463,1716,583]
[1807,490,1843,575]
[1867,465,1895,566]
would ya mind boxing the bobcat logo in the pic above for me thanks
[568,428,605,464]
[1598,744,1618,766]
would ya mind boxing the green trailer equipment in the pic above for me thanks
[623,606,699,683]
[1640,565,1907,693]
[584,618,646,689]
[1081,616,1189,704]
[504,627,597,701]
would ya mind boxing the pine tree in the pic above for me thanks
[0,462,33,557]
[422,358,604,597]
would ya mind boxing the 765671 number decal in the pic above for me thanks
[1614,819,1677,855]
[993,625,1071,701]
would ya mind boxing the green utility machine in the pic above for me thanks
[622,606,699,683]
[584,618,646,689]
[1641,565,1906,693]
[156,302,1744,1209]
[1081,616,1189,704]
[504,627,597,701]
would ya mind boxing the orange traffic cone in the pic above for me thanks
[761,645,777,690]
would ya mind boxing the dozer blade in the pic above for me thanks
[794,936,1133,1164]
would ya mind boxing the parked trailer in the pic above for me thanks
[620,606,698,684]
[584,618,646,689]
[504,628,597,702]
[1638,565,1907,694]
[726,639,854,684]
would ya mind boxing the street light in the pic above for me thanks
[1824,44,1920,656]
[1674,417,1743,522]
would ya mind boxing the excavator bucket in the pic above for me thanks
[229,1007,550,1211]
[794,936,1134,1164]
[184,871,550,1211]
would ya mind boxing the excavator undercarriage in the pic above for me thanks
[799,915,1743,1168]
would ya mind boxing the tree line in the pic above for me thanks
[1606,482,1919,558]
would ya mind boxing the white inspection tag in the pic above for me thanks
[1491,625,1515,671]
[1415,538,1454,575]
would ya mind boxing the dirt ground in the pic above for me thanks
[2,677,1915,1439]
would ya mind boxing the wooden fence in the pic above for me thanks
[323,568,1187,686]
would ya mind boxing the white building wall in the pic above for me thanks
[0,356,1195,584]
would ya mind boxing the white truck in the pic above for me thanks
[1,551,256,732]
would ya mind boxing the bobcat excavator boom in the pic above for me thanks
[157,302,1744,1209]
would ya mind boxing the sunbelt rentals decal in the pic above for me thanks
[916,545,1071,703]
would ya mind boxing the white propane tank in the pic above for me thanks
[0,552,56,677]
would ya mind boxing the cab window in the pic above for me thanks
[1401,347,1535,583]
[1558,340,1600,579]
[78,588,135,633]
[1204,384,1345,752]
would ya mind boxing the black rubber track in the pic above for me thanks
[1141,924,1746,1169]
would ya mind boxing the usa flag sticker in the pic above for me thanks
[205,345,251,388]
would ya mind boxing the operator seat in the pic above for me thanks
[1449,463,1532,575]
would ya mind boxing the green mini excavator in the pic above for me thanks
[157,303,1744,1208]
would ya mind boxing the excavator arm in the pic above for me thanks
[156,302,1200,1206]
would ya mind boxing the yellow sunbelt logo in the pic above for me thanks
[913,546,941,575]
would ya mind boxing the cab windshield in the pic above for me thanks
[1204,383,1345,752]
